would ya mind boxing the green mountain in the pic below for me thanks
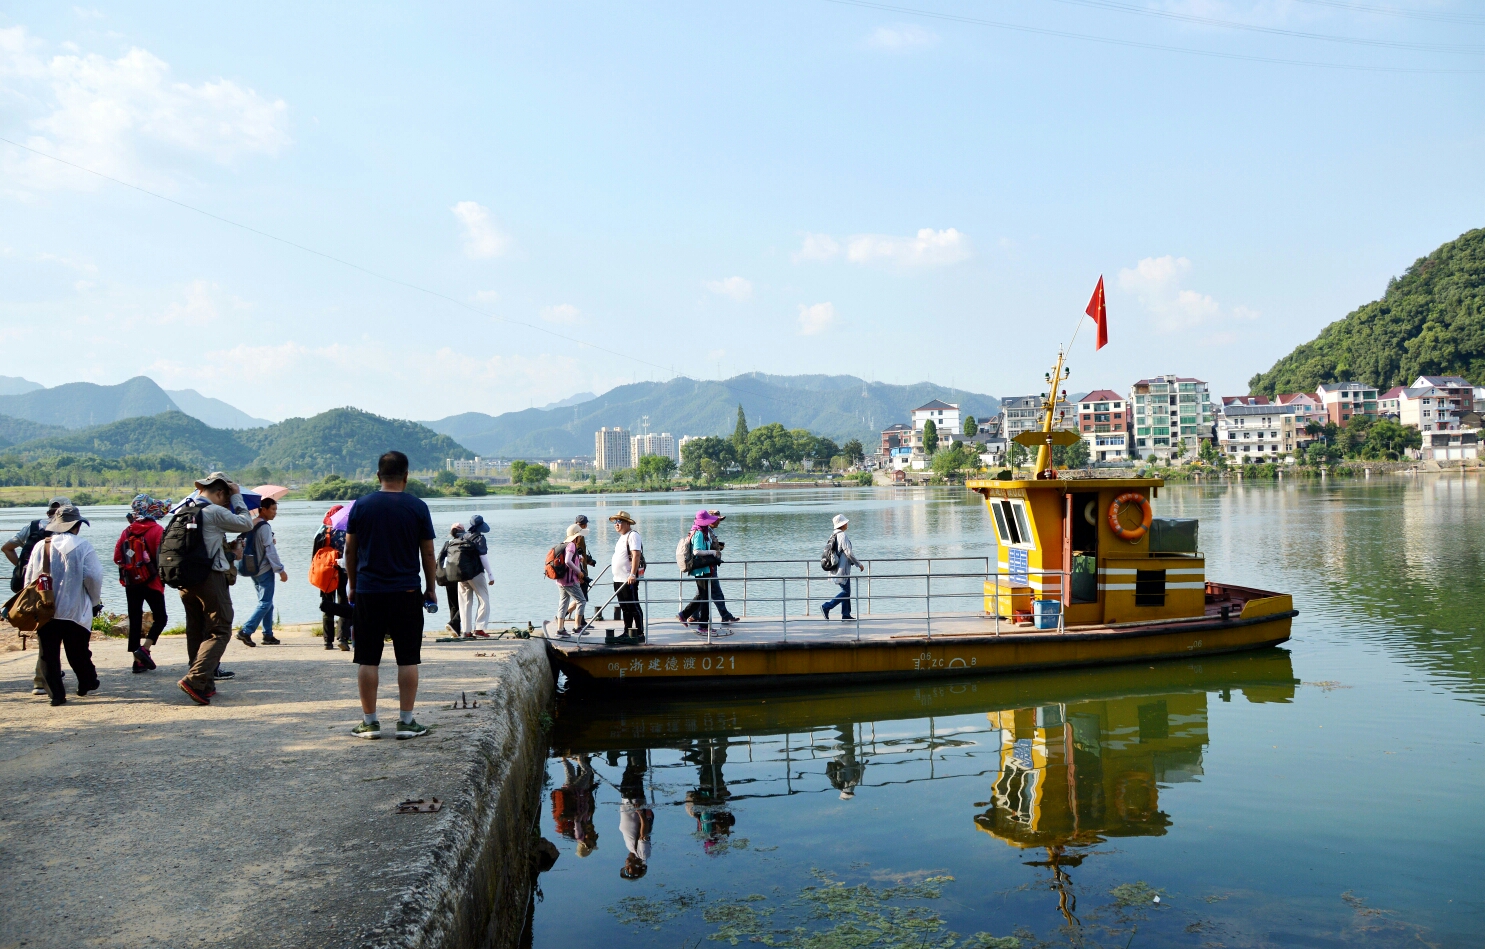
[164,388,272,429]
[0,415,67,448]
[8,407,472,476]
[0,376,180,429]
[10,411,258,468]
[1250,228,1485,395]
[238,407,473,475]
[424,373,1000,458]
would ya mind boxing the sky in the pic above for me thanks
[2,1,1482,423]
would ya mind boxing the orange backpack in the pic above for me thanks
[309,535,341,592]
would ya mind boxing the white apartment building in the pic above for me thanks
[1000,395,1076,440]
[1130,375,1215,462]
[1390,386,1467,432]
[631,431,678,463]
[1217,404,1298,460]
[594,427,632,471]
[912,400,962,437]
[445,457,502,477]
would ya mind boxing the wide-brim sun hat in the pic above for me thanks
[694,509,721,527]
[45,504,89,533]
[832,514,849,529]
[708,509,726,521]
[608,510,636,524]
[468,514,491,534]
[193,471,231,490]
[565,523,585,540]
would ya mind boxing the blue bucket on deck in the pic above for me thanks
[1033,598,1061,630]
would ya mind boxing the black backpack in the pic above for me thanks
[820,534,840,573]
[9,519,46,594]
[158,503,212,589]
[448,537,483,583]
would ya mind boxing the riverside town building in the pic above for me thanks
[1076,389,1130,463]
[594,427,632,471]
[1129,375,1215,462]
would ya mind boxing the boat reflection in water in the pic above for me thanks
[548,649,1297,913]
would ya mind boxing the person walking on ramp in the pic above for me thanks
[114,494,170,673]
[820,514,863,621]
[24,503,103,706]
[346,451,437,740]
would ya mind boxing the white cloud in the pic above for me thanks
[797,302,837,336]
[846,228,971,268]
[792,233,840,263]
[0,26,289,193]
[864,24,939,51]
[473,289,500,303]
[703,276,753,301]
[1117,255,1258,332]
[451,201,511,259]
[541,303,581,324]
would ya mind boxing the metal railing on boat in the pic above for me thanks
[559,556,1069,646]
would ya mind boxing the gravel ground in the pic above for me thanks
[0,621,550,949]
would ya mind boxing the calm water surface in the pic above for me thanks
[527,478,1484,948]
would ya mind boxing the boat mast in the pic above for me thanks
[1036,350,1071,475]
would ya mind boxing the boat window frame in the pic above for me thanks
[991,498,1037,551]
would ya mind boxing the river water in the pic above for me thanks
[5,481,1482,944]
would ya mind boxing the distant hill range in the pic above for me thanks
[1250,227,1485,395]
[0,376,271,430]
[423,373,1000,458]
[6,408,472,476]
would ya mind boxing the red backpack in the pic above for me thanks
[117,530,156,586]
[543,544,569,582]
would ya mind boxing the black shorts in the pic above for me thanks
[352,591,424,666]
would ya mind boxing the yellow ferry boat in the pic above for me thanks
[546,347,1295,689]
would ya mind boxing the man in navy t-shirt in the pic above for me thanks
[345,450,437,740]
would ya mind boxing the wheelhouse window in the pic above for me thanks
[990,498,1035,549]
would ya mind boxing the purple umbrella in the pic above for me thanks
[329,500,354,532]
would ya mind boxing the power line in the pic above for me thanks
[0,136,860,425]
[819,0,1485,72]
[1286,0,1485,25]
[1040,0,1485,54]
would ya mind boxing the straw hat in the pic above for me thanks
[608,510,636,525]
[565,523,585,540]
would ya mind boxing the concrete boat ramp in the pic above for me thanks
[0,626,553,949]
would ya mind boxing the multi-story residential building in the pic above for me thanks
[1421,429,1479,462]
[594,427,632,471]
[1217,404,1298,461]
[1076,389,1129,463]
[631,431,678,463]
[880,423,913,457]
[1275,392,1325,433]
[1001,394,1075,440]
[1129,375,1215,462]
[976,415,1003,437]
[912,400,961,437]
[1378,386,1402,418]
[1412,375,1473,416]
[1315,382,1378,426]
[445,456,506,477]
[1393,386,1467,432]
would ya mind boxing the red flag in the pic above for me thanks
[1086,276,1108,350]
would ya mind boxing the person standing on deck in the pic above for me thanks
[346,450,437,740]
[457,514,494,639]
[703,510,739,625]
[548,523,588,637]
[608,511,645,643]
[821,514,863,621]
[113,494,170,673]
[573,515,600,619]
[678,510,723,635]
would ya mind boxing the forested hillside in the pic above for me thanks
[1250,228,1485,395]
[10,412,256,468]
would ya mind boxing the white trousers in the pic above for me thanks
[458,573,491,632]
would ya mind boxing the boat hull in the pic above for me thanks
[546,594,1295,690]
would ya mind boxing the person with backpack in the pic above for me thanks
[23,503,103,707]
[572,514,601,619]
[113,494,170,673]
[608,511,645,643]
[236,497,289,647]
[5,497,70,695]
[820,514,863,621]
[702,509,739,625]
[547,523,588,637]
[436,523,465,637]
[163,472,255,706]
[678,509,724,635]
[454,514,493,639]
[313,505,353,651]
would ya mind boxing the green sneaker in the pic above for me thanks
[395,719,429,740]
[352,720,382,740]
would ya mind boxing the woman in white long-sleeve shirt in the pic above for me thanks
[457,515,495,638]
[24,503,103,706]
[821,514,864,621]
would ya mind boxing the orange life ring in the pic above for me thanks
[1108,492,1152,542]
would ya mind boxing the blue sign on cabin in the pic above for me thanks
[1009,547,1028,585]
